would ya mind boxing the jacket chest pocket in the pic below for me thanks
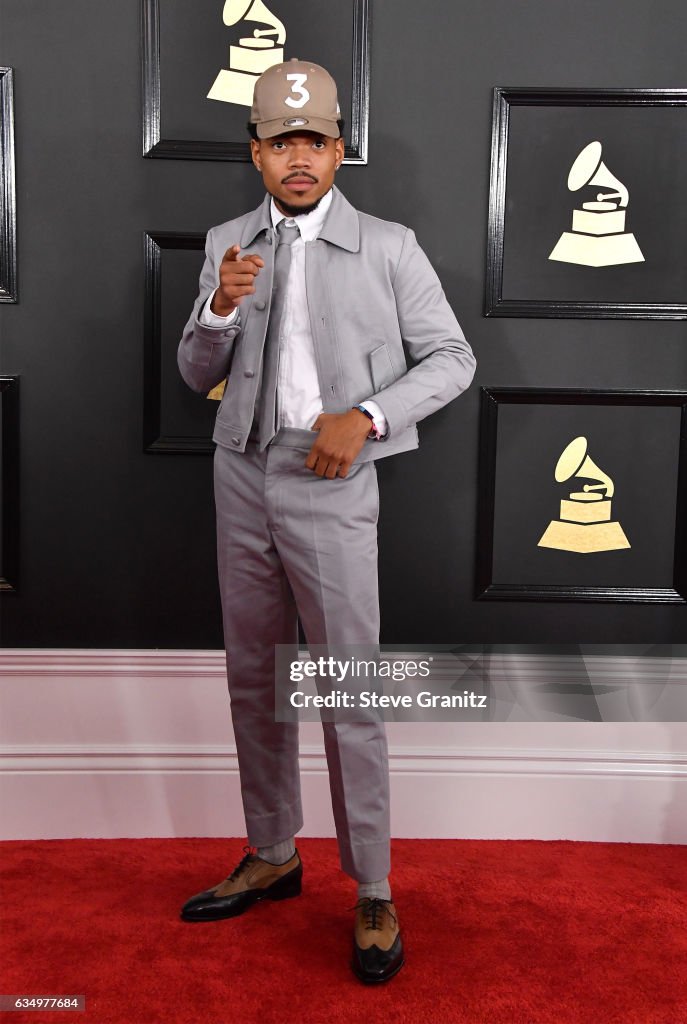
[369,344,395,391]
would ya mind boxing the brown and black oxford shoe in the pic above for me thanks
[180,847,302,922]
[351,897,404,983]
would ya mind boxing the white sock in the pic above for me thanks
[257,838,296,865]
[357,878,391,901]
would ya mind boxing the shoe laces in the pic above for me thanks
[227,845,256,883]
[350,897,397,931]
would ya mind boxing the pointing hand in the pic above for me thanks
[211,245,265,316]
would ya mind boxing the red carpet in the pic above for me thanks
[1,838,686,1024]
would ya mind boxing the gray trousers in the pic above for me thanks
[213,428,390,882]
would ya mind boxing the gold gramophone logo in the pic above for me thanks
[548,141,645,267]
[208,0,286,107]
[538,436,631,554]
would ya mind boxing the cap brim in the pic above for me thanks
[256,116,340,140]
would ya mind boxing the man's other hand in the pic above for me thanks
[211,245,265,316]
[305,410,372,478]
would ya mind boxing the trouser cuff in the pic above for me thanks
[245,800,303,849]
[338,838,391,883]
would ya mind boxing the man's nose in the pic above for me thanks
[288,145,311,166]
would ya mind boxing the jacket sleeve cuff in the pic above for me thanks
[186,316,241,369]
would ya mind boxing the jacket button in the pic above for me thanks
[266,235,273,245]
[244,370,254,378]
[255,300,266,311]
[231,437,240,446]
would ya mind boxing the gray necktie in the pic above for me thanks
[258,220,300,450]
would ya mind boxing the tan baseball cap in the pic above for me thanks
[250,59,341,139]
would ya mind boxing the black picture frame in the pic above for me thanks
[0,68,17,303]
[143,231,216,454]
[485,88,687,319]
[142,0,370,164]
[1,376,20,592]
[476,387,687,603]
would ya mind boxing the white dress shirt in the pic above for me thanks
[200,188,387,436]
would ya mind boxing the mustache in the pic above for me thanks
[282,172,318,184]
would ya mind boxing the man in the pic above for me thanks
[177,59,475,984]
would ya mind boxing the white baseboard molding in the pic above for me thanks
[1,650,686,843]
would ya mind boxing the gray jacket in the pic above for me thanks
[178,186,476,461]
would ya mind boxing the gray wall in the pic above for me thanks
[2,0,686,647]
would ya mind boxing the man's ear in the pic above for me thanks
[334,136,345,170]
[250,138,262,171]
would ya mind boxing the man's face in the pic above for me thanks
[251,131,345,217]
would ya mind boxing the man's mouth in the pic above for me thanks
[283,175,318,193]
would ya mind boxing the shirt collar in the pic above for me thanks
[269,188,333,242]
[239,186,360,252]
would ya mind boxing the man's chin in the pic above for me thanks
[272,192,325,218]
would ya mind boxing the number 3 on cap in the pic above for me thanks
[285,73,310,108]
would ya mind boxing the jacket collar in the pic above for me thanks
[239,185,360,253]
[318,186,360,252]
[239,194,272,249]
